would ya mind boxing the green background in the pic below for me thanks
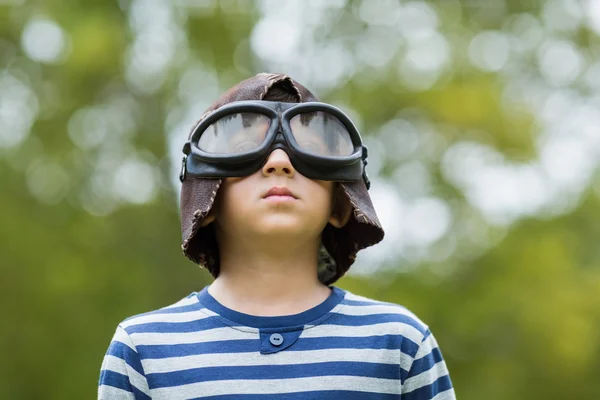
[1,0,599,398]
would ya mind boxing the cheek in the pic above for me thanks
[213,180,238,225]
[218,178,252,215]
[312,181,334,218]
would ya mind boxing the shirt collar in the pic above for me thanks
[196,286,346,329]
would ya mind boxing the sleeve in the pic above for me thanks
[401,329,456,400]
[98,324,151,400]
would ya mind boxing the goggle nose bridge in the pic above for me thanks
[273,128,286,145]
[259,130,294,169]
[265,126,293,152]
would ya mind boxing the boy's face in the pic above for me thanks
[201,148,350,245]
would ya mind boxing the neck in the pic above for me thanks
[208,235,331,317]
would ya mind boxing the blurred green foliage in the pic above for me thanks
[1,0,600,399]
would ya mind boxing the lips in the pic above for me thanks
[263,186,297,199]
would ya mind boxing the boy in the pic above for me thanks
[98,73,456,399]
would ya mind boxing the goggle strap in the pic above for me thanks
[361,145,370,190]
[180,155,187,182]
[182,141,191,155]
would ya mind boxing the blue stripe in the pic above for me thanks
[342,299,379,306]
[138,339,256,358]
[403,375,453,400]
[107,340,145,376]
[422,329,432,341]
[99,370,131,391]
[293,335,419,355]
[123,302,201,321]
[99,370,152,400]
[137,334,419,360]
[147,361,401,389]
[342,299,397,307]
[329,313,427,333]
[124,316,236,334]
[131,385,152,400]
[191,391,401,400]
[406,347,444,379]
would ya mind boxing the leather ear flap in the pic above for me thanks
[198,189,219,228]
[329,184,352,228]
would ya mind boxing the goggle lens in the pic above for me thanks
[197,113,271,154]
[197,111,354,157]
[290,112,354,157]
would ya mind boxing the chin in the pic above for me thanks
[251,216,313,236]
[255,222,305,236]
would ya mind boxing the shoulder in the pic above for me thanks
[335,288,431,343]
[117,292,215,336]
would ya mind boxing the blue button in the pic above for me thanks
[269,333,283,346]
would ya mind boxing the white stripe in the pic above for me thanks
[120,309,214,329]
[101,354,129,376]
[342,294,427,327]
[161,296,199,309]
[403,360,449,393]
[113,330,136,352]
[121,295,200,323]
[130,326,256,345]
[150,375,401,399]
[101,355,151,396]
[335,304,417,318]
[431,388,457,400]
[344,292,384,303]
[142,348,406,374]
[301,322,424,345]
[414,333,439,359]
[98,384,135,399]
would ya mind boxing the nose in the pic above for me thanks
[262,149,295,178]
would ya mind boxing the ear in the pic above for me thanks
[328,184,352,228]
[198,212,215,227]
[199,184,222,228]
[198,207,216,227]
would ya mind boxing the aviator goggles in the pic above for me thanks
[180,101,370,189]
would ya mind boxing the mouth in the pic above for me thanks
[263,186,298,200]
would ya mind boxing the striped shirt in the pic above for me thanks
[98,286,455,399]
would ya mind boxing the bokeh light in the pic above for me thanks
[21,18,69,64]
[2,1,600,399]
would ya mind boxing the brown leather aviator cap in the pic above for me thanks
[179,73,384,285]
